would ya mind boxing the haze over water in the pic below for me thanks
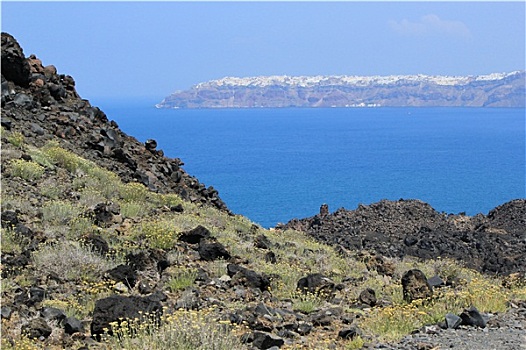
[99,99,525,228]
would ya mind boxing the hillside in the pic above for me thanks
[157,71,525,109]
[1,32,525,350]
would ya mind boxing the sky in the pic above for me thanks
[1,1,525,102]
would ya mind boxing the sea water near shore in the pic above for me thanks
[94,98,525,228]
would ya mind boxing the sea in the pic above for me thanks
[93,98,525,228]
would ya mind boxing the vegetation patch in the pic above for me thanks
[9,159,44,181]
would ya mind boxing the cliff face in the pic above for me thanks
[1,32,228,211]
[157,71,525,108]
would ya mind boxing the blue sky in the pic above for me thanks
[1,1,525,101]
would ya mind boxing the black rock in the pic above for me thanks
[338,327,358,339]
[444,312,462,329]
[22,317,52,339]
[297,273,334,295]
[404,235,418,246]
[427,275,445,288]
[105,264,137,288]
[358,288,377,306]
[90,294,162,337]
[254,234,272,249]
[91,202,121,227]
[64,316,83,334]
[29,286,46,305]
[40,307,66,322]
[401,269,433,303]
[265,251,277,264]
[1,306,12,319]
[1,33,30,87]
[145,139,157,151]
[460,306,487,328]
[252,331,284,349]
[178,225,211,244]
[13,93,33,108]
[1,210,18,227]
[83,234,109,255]
[227,264,270,291]
[198,241,231,261]
[170,204,184,213]
[297,322,313,335]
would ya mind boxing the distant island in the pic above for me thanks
[157,71,525,108]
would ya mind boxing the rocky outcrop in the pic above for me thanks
[279,199,526,275]
[1,32,228,211]
[158,72,525,108]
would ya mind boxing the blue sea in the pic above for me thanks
[94,98,525,228]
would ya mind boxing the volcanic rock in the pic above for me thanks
[401,269,433,303]
[178,225,211,244]
[1,32,229,212]
[227,264,270,291]
[358,288,377,306]
[90,294,162,337]
[198,240,231,261]
[279,199,526,275]
[22,317,52,339]
[297,273,335,295]
[460,306,487,328]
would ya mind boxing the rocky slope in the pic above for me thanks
[1,32,525,350]
[1,32,227,211]
[157,71,525,108]
[279,199,526,275]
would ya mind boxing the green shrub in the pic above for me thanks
[32,241,120,282]
[166,268,198,292]
[120,201,146,218]
[42,142,81,172]
[78,189,106,208]
[0,228,22,254]
[42,200,81,225]
[40,182,63,199]
[291,291,324,314]
[26,147,55,169]
[102,308,247,350]
[7,131,24,147]
[132,219,178,250]
[119,182,148,202]
[9,159,44,181]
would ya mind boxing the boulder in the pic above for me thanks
[105,264,137,288]
[338,327,359,340]
[90,294,162,337]
[22,317,52,339]
[297,273,334,295]
[1,33,30,87]
[251,331,284,349]
[91,202,121,227]
[40,307,66,323]
[83,234,109,255]
[460,306,487,328]
[178,225,211,244]
[401,269,433,303]
[265,251,277,264]
[444,313,462,329]
[227,264,270,291]
[64,316,83,335]
[358,288,377,306]
[254,234,272,249]
[198,241,231,261]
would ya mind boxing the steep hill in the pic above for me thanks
[157,71,525,108]
[1,32,227,211]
